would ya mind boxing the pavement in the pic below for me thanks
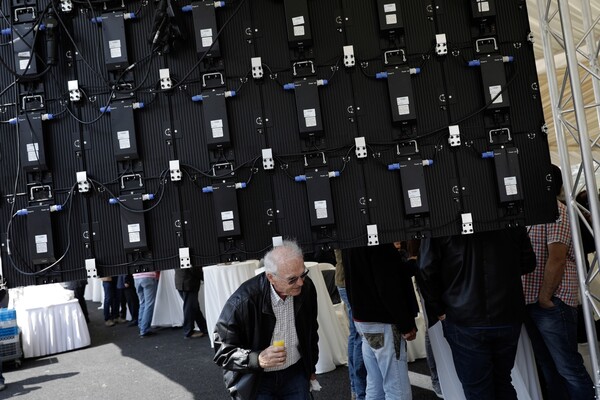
[1,301,442,399]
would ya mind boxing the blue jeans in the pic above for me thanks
[134,277,158,335]
[525,298,595,400]
[355,321,411,400]
[256,361,309,400]
[338,287,367,400]
[443,320,521,400]
[102,280,119,321]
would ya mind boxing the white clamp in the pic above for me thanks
[448,125,461,147]
[60,0,73,12]
[179,247,191,268]
[160,68,172,89]
[367,224,379,246]
[85,258,98,279]
[262,148,274,170]
[343,45,355,68]
[251,57,263,79]
[76,171,90,193]
[461,213,474,235]
[436,34,447,56]
[272,236,283,247]
[355,137,367,158]
[68,80,81,102]
[169,160,182,181]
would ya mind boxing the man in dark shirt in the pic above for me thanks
[342,243,418,400]
[418,227,535,400]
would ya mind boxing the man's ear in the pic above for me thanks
[265,273,275,285]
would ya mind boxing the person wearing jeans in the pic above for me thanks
[418,227,536,400]
[522,166,594,399]
[354,322,412,400]
[442,321,522,398]
[100,277,119,327]
[335,249,367,400]
[525,298,593,399]
[133,271,158,337]
[342,244,418,400]
[338,286,367,400]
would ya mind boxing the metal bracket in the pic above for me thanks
[292,60,315,76]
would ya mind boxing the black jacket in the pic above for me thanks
[342,243,418,334]
[174,267,203,292]
[213,273,319,400]
[417,227,536,327]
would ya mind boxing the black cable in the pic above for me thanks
[51,0,110,85]
[160,0,248,92]
[88,169,169,214]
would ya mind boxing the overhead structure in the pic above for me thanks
[535,0,600,395]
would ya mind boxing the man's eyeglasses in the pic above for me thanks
[274,268,310,285]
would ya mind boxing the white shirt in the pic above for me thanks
[265,284,301,371]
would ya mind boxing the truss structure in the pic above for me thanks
[535,0,600,394]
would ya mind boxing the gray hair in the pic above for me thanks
[263,240,304,274]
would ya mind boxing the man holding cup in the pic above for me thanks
[214,240,319,400]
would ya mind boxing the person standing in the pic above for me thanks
[334,249,367,400]
[213,240,319,400]
[134,270,159,338]
[522,165,595,399]
[174,266,208,338]
[100,276,119,327]
[64,279,89,323]
[118,274,139,327]
[418,227,536,400]
[342,243,418,400]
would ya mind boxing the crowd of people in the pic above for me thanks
[0,165,596,400]
[213,164,597,400]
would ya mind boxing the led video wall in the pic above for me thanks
[0,0,556,287]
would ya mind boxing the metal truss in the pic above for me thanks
[536,0,600,395]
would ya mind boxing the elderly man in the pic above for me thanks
[214,240,319,400]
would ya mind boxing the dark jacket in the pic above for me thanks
[417,227,536,327]
[341,243,418,334]
[174,267,203,292]
[213,273,319,400]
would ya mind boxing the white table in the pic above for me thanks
[150,269,206,328]
[9,284,91,358]
[84,278,104,303]
[203,260,260,346]
[429,322,542,399]
[307,263,349,373]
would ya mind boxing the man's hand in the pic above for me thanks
[402,328,417,342]
[258,345,287,369]
[538,297,556,309]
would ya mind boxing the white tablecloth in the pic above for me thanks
[9,284,90,358]
[308,263,349,373]
[429,322,542,399]
[203,260,260,346]
[150,269,207,328]
[84,278,104,302]
[407,277,427,362]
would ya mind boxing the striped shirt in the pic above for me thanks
[523,201,579,307]
[264,284,301,372]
